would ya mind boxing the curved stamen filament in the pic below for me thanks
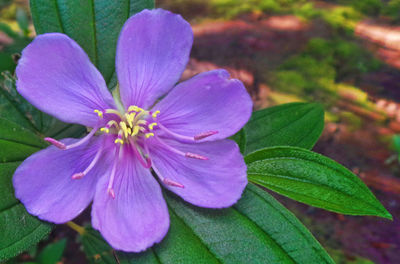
[105,109,123,119]
[155,137,208,160]
[45,127,98,150]
[157,123,218,142]
[129,138,151,168]
[152,165,184,188]
[107,147,122,199]
[72,143,103,179]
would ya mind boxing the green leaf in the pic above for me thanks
[230,128,247,154]
[80,184,333,263]
[0,118,45,163]
[30,0,155,85]
[246,146,392,219]
[0,75,35,130]
[37,238,67,264]
[245,102,324,154]
[0,119,52,261]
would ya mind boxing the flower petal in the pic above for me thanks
[91,148,169,252]
[148,138,248,208]
[116,9,193,109]
[153,70,253,142]
[16,33,115,127]
[13,137,109,224]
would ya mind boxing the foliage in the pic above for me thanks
[81,184,334,264]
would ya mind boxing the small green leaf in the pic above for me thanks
[246,146,392,219]
[230,128,247,154]
[37,239,67,264]
[30,0,155,85]
[0,120,52,262]
[80,184,333,263]
[245,102,324,154]
[0,72,54,132]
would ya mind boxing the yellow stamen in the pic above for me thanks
[94,109,103,118]
[128,105,144,113]
[100,127,109,133]
[105,109,123,118]
[125,113,135,127]
[137,120,148,125]
[107,120,118,128]
[152,110,160,118]
[114,138,124,145]
[131,125,140,136]
[145,133,154,139]
[134,111,148,123]
[119,121,129,138]
[148,122,158,130]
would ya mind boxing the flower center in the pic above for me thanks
[94,105,159,145]
[43,105,220,199]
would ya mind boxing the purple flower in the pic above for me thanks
[13,9,252,252]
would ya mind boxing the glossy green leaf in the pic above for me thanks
[245,102,324,154]
[246,146,392,219]
[30,0,155,85]
[80,184,333,263]
[230,128,247,154]
[0,119,52,261]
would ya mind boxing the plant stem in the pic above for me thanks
[66,221,85,235]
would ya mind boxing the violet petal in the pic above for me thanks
[91,148,169,252]
[13,137,109,224]
[153,70,253,142]
[148,137,248,208]
[116,9,193,109]
[16,33,115,127]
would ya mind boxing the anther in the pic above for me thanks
[163,178,184,188]
[194,131,219,140]
[94,109,103,118]
[119,121,129,138]
[72,172,85,179]
[100,127,109,133]
[152,110,160,118]
[128,105,143,113]
[145,133,154,139]
[185,152,209,160]
[131,125,140,136]
[148,122,158,130]
[114,138,124,145]
[125,113,135,127]
[107,188,115,199]
[44,137,66,149]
